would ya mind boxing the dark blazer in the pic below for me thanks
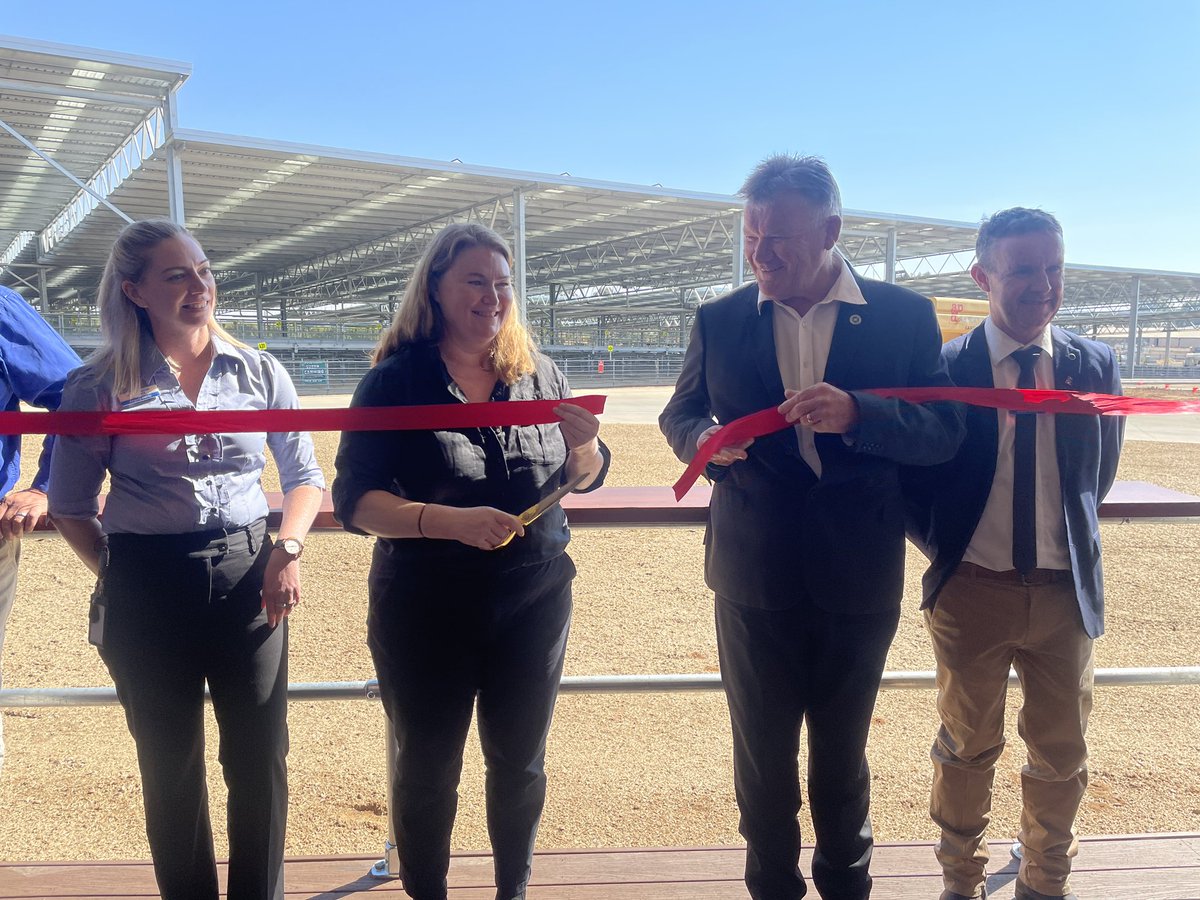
[907,323,1123,638]
[660,274,965,614]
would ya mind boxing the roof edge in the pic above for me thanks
[0,34,192,80]
[171,128,744,206]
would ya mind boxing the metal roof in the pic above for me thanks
[0,35,189,268]
[1,35,1197,340]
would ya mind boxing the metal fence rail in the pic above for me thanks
[4,666,1199,709]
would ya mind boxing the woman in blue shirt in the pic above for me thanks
[332,223,608,900]
[49,219,325,900]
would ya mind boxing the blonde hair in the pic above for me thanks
[373,222,536,384]
[92,219,247,397]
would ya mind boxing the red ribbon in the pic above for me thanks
[867,386,1200,416]
[0,395,606,437]
[672,388,1199,500]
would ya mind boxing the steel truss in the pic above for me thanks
[527,214,736,287]
[245,193,521,304]
[856,248,976,283]
[39,107,163,255]
[1057,277,1200,335]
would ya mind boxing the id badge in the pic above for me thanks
[118,387,164,411]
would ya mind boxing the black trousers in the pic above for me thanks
[97,521,287,900]
[368,553,574,900]
[715,596,900,900]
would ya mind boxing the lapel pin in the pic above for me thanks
[849,313,863,325]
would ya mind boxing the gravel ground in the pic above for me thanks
[0,413,1197,862]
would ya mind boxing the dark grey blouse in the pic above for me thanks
[332,341,610,577]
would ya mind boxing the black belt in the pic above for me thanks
[108,519,266,558]
[956,561,1072,586]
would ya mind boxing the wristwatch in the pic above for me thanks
[274,537,304,561]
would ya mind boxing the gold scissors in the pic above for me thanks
[493,472,589,549]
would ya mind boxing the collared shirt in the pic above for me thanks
[49,332,324,534]
[0,286,81,498]
[757,258,867,476]
[332,341,610,577]
[962,318,1070,572]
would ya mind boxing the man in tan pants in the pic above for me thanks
[906,209,1124,900]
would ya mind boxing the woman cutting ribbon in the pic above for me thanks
[332,222,608,900]
[48,219,324,900]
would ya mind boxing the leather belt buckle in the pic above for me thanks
[1018,568,1071,586]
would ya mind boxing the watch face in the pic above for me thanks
[281,539,301,555]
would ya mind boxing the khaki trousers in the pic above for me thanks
[925,565,1094,898]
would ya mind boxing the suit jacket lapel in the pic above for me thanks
[1052,326,1087,473]
[1052,326,1084,391]
[956,325,1000,477]
[822,302,868,388]
[751,296,785,401]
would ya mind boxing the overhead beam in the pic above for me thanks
[0,77,161,111]
[256,192,519,298]
[0,115,137,243]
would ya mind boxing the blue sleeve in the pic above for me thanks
[46,370,110,520]
[261,354,326,493]
[0,291,82,491]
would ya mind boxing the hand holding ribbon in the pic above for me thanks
[672,387,1200,500]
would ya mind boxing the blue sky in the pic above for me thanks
[5,1,1198,272]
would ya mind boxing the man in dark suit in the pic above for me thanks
[908,208,1123,900]
[660,155,964,900]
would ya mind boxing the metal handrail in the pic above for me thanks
[4,666,1198,709]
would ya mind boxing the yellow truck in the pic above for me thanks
[932,297,989,342]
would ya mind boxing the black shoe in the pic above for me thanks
[1013,882,1076,900]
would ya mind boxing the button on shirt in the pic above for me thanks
[49,333,325,534]
[758,259,867,477]
[0,286,81,497]
[962,318,1070,572]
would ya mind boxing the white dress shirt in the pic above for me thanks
[962,318,1071,572]
[758,259,867,477]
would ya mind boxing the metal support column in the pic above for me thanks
[732,212,745,287]
[679,288,688,346]
[1125,275,1141,378]
[163,87,186,225]
[512,189,527,321]
[885,228,898,284]
[281,298,289,338]
[255,274,265,343]
[548,283,557,346]
[37,267,48,314]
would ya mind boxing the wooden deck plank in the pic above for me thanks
[4,835,1199,900]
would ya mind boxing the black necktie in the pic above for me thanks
[1011,346,1042,574]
